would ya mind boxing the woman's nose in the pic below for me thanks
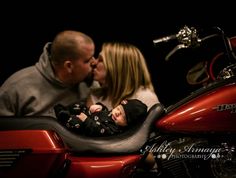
[90,58,97,68]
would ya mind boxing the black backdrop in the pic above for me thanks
[1,2,236,106]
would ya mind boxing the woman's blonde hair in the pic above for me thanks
[95,42,154,107]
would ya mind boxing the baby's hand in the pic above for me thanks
[89,104,103,113]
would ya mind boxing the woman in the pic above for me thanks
[88,42,160,171]
[88,42,159,110]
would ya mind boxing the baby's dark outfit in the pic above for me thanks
[54,99,147,137]
[55,103,122,136]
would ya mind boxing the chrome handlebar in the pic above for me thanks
[153,25,236,62]
[153,26,201,61]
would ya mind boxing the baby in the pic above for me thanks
[54,99,147,136]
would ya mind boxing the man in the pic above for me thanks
[0,30,95,117]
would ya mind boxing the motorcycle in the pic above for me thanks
[151,26,236,178]
[0,26,235,178]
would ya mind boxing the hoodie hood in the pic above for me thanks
[35,43,67,87]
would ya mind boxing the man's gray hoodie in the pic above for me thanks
[0,43,90,117]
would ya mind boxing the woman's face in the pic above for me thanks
[93,55,106,85]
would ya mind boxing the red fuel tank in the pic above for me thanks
[156,81,236,134]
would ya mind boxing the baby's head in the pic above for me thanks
[112,99,147,127]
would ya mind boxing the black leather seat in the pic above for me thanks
[0,103,164,154]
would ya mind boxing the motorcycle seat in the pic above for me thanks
[0,103,165,154]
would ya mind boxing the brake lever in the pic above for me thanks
[165,26,200,61]
[165,44,188,61]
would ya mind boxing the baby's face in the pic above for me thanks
[111,105,127,127]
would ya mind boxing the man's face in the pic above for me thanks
[71,43,95,83]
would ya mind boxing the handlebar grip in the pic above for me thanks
[153,35,177,44]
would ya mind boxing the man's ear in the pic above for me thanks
[64,60,73,73]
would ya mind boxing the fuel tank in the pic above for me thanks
[156,78,236,134]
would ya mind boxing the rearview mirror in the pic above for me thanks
[186,61,210,85]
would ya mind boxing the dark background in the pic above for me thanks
[1,2,236,106]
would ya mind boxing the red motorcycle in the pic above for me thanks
[0,26,235,178]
